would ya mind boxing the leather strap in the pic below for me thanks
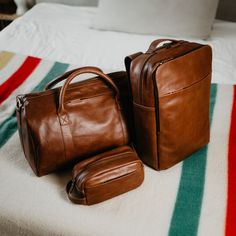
[124,52,143,144]
[60,120,75,162]
[146,39,183,54]
[56,67,120,160]
[44,66,103,90]
[57,67,120,124]
[66,181,87,205]
[124,52,143,79]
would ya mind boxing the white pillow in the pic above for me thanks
[92,0,220,39]
[36,0,98,6]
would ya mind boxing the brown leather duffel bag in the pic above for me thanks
[66,145,144,205]
[125,39,212,170]
[16,67,130,176]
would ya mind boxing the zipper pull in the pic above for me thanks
[160,57,173,65]
[162,43,172,49]
[152,58,174,73]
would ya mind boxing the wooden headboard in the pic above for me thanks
[216,0,236,22]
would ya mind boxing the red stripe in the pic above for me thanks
[225,85,236,236]
[0,56,41,105]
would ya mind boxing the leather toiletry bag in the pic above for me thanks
[66,145,144,205]
[16,67,130,176]
[125,39,212,170]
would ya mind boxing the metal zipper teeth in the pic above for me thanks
[140,42,186,104]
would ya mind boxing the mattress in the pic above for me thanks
[0,3,236,236]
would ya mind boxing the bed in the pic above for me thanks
[0,3,236,236]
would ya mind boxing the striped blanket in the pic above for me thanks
[0,51,235,236]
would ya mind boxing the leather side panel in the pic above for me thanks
[112,73,134,142]
[129,54,150,104]
[156,45,212,96]
[158,75,211,169]
[142,43,202,106]
[133,103,158,169]
[16,109,24,154]
[17,108,39,175]
[85,165,144,205]
[72,145,134,178]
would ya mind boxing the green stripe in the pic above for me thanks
[168,84,218,236]
[0,62,69,148]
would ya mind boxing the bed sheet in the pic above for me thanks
[0,3,236,84]
[0,3,236,236]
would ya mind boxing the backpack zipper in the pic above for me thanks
[140,44,204,105]
[150,59,173,133]
[140,42,185,104]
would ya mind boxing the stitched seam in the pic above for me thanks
[85,170,139,189]
[76,158,140,190]
[65,91,113,104]
[159,73,211,98]
[74,152,135,189]
[87,161,140,178]
[22,81,106,99]
[58,116,67,162]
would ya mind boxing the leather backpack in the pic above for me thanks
[125,39,212,170]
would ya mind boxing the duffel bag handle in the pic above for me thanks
[58,67,120,124]
[146,39,183,53]
[44,66,103,90]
